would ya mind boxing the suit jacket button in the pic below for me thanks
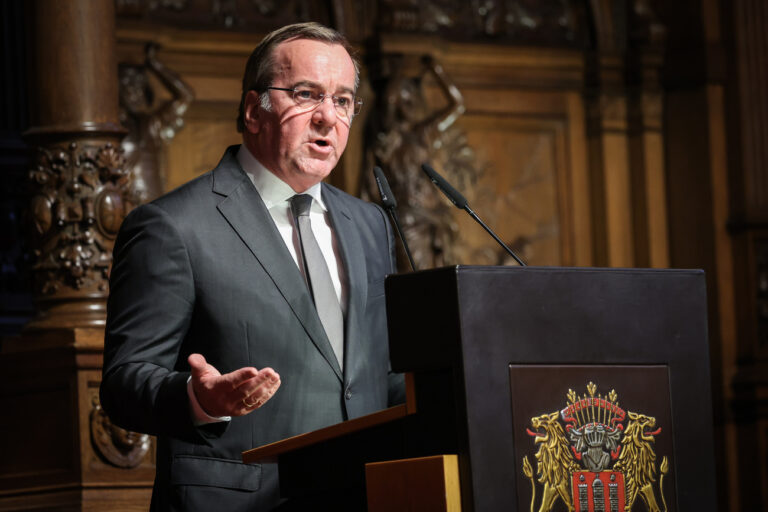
[345,389,352,400]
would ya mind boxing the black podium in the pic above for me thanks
[244,266,718,512]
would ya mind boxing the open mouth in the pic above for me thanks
[526,428,545,438]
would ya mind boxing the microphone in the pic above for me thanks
[420,163,526,266]
[373,166,397,209]
[373,167,417,271]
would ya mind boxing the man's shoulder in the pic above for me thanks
[150,145,245,215]
[152,170,215,213]
[120,146,247,233]
[117,172,215,239]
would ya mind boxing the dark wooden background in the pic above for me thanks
[0,0,766,510]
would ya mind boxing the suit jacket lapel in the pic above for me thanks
[212,148,343,381]
[323,184,368,382]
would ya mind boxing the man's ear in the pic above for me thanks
[243,90,261,134]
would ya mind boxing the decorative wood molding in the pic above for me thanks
[25,141,131,330]
[378,0,583,47]
[90,395,150,469]
[115,0,333,33]
[29,142,129,292]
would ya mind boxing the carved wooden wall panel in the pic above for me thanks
[115,0,334,31]
[0,365,77,491]
[377,0,584,46]
[116,28,256,192]
[80,370,155,505]
[165,108,241,190]
[457,88,592,267]
[373,40,591,268]
[456,113,575,266]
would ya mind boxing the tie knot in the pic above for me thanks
[290,194,313,218]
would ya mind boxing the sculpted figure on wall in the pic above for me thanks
[119,43,194,203]
[367,55,484,269]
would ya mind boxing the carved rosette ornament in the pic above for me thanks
[90,395,150,468]
[27,141,132,328]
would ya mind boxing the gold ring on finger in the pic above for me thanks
[243,396,257,408]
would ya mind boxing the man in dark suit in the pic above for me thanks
[101,22,404,511]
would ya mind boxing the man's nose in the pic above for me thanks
[311,96,338,126]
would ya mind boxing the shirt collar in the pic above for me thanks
[236,144,326,212]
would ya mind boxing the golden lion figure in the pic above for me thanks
[614,411,664,512]
[526,411,579,512]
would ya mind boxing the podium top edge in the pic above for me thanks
[386,265,705,277]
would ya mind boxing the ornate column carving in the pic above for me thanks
[24,0,130,331]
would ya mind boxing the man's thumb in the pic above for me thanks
[188,353,207,375]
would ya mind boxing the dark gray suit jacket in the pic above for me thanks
[101,146,404,511]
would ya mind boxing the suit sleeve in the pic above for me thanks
[100,203,221,443]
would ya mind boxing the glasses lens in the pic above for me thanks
[293,88,317,107]
[290,87,362,119]
[333,94,354,118]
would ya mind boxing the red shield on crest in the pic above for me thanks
[572,471,625,512]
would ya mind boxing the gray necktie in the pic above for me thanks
[290,194,344,370]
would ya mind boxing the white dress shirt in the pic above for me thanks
[236,144,348,311]
[188,144,348,424]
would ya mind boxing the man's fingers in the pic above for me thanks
[188,358,279,416]
[224,367,260,389]
[239,370,281,412]
[239,369,280,395]
[233,367,277,388]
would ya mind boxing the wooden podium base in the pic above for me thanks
[365,455,461,512]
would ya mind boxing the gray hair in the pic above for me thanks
[236,22,360,132]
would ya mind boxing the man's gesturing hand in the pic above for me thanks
[188,353,281,417]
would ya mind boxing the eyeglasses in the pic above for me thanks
[266,86,363,120]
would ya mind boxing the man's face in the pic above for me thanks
[243,38,356,192]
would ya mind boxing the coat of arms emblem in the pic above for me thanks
[522,382,670,512]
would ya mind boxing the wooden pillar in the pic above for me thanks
[586,0,669,269]
[627,23,669,269]
[628,83,669,268]
[727,0,768,508]
[586,52,635,268]
[0,1,153,510]
[24,0,127,331]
